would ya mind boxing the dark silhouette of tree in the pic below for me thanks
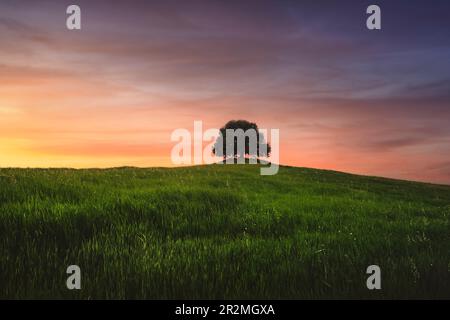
[212,120,271,162]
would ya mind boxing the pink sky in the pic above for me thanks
[1,0,450,184]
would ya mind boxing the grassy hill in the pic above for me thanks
[0,165,449,299]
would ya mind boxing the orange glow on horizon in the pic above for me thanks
[1,1,449,184]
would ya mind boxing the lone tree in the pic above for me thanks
[212,120,271,163]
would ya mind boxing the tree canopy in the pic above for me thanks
[212,120,271,161]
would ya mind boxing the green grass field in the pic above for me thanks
[0,165,449,299]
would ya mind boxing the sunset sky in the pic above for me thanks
[1,0,450,183]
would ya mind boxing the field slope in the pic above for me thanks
[0,165,449,299]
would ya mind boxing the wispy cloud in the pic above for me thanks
[0,0,449,183]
